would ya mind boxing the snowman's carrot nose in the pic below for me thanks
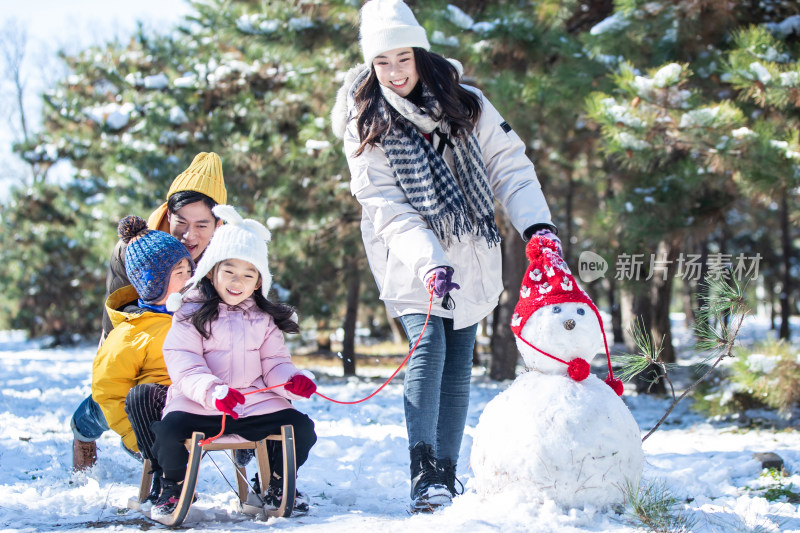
[563,319,576,330]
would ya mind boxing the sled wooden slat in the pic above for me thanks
[128,425,297,527]
[266,426,295,517]
[155,431,203,526]
[126,459,153,513]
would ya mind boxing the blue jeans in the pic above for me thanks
[71,395,109,442]
[400,315,477,463]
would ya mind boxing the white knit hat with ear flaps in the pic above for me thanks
[167,205,272,312]
[359,0,430,64]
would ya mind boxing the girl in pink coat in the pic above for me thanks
[151,205,317,519]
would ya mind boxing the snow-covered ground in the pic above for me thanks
[1,315,799,532]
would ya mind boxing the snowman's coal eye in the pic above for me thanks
[552,306,561,314]
[577,308,585,316]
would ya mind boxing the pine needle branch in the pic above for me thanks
[612,317,678,400]
[624,479,696,533]
[641,275,750,442]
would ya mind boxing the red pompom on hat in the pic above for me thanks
[511,236,622,395]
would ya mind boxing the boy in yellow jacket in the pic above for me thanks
[87,216,192,483]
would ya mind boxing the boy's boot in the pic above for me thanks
[72,438,97,471]
[120,440,143,463]
[140,469,163,512]
[234,448,255,467]
[409,442,451,513]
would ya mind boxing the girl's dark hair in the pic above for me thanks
[353,48,482,157]
[168,190,219,221]
[187,276,300,339]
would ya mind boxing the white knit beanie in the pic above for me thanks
[359,0,430,64]
[167,205,273,312]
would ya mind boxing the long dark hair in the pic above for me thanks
[186,275,300,339]
[353,48,482,156]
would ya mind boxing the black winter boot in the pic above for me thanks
[150,478,182,519]
[140,469,163,512]
[409,442,451,512]
[263,472,310,514]
[437,457,464,497]
[234,448,255,467]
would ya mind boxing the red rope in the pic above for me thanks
[514,334,570,366]
[314,285,434,405]
[199,282,436,445]
[199,382,291,445]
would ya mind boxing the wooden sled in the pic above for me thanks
[128,425,296,527]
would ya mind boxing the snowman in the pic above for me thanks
[470,236,644,509]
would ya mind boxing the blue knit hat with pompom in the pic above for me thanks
[119,215,194,304]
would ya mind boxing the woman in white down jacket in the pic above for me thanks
[332,0,560,512]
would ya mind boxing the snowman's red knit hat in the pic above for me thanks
[511,237,596,336]
[511,236,623,395]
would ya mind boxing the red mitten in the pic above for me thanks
[212,385,245,419]
[285,372,317,399]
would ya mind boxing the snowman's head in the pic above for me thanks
[509,236,622,393]
[516,301,605,373]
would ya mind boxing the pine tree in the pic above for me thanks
[0,182,108,342]
[584,0,799,388]
[10,1,375,367]
[721,24,800,339]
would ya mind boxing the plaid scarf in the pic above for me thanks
[378,82,501,249]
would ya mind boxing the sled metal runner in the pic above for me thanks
[128,425,297,527]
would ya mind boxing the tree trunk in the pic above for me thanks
[316,319,331,353]
[342,261,361,376]
[694,237,710,338]
[649,238,678,365]
[766,277,776,330]
[489,213,526,381]
[620,263,665,394]
[386,307,404,344]
[681,236,696,329]
[473,317,487,366]
[563,174,574,264]
[608,276,624,344]
[681,279,695,329]
[364,307,375,337]
[473,344,482,367]
[719,221,731,329]
[620,274,651,353]
[779,193,792,340]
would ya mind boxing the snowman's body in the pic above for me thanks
[471,302,644,509]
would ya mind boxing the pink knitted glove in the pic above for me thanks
[424,267,461,298]
[285,372,317,399]
[212,385,245,419]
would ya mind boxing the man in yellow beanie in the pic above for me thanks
[102,152,227,341]
[71,152,227,471]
